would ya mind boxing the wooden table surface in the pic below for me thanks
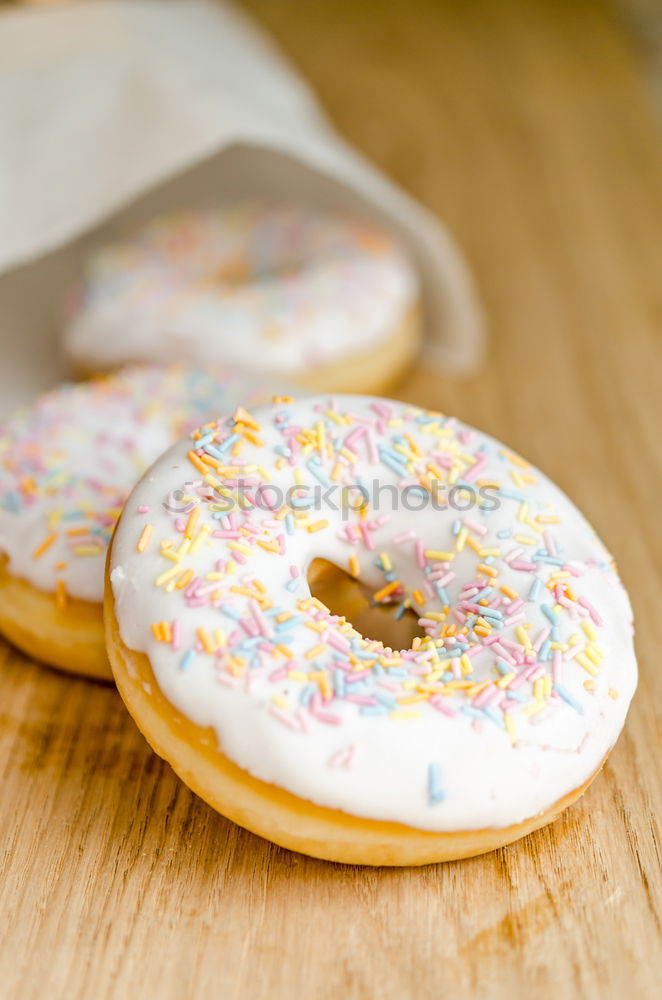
[2,1,661,997]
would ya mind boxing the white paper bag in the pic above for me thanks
[0,0,485,415]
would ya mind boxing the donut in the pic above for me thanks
[105,395,637,864]
[64,204,421,393]
[0,365,274,680]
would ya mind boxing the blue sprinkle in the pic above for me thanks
[360,705,388,717]
[334,669,346,698]
[286,577,300,592]
[307,459,332,487]
[179,649,195,671]
[498,489,527,503]
[427,762,446,805]
[539,639,552,661]
[461,705,484,720]
[496,660,511,675]
[483,706,506,729]
[299,684,316,707]
[285,514,295,535]
[529,578,542,601]
[219,604,242,621]
[497,528,513,539]
[541,604,559,626]
[554,683,584,713]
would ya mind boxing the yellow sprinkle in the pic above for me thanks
[608,688,619,700]
[214,629,226,648]
[585,645,603,666]
[307,520,329,534]
[522,700,547,717]
[380,551,392,572]
[73,546,103,556]
[533,677,545,700]
[306,643,327,660]
[502,449,530,469]
[425,550,454,561]
[518,502,528,523]
[543,676,553,697]
[271,694,290,711]
[576,652,599,676]
[189,523,211,554]
[389,711,421,721]
[397,693,429,706]
[477,563,498,578]
[33,532,57,559]
[504,713,518,745]
[496,671,515,689]
[516,626,532,650]
[584,679,596,692]
[137,524,153,553]
[582,620,598,642]
[348,554,360,578]
[455,528,468,552]
[228,541,253,555]
[155,565,181,587]
[412,589,425,606]
[287,670,308,682]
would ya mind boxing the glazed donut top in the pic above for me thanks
[65,203,419,374]
[110,395,637,831]
[0,365,273,605]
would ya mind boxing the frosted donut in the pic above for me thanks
[106,395,637,864]
[64,204,421,393]
[0,365,274,680]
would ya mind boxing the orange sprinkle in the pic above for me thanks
[348,554,360,577]
[373,580,400,602]
[187,450,208,474]
[176,569,195,590]
[33,532,56,559]
[196,628,215,654]
[185,508,200,539]
[55,579,67,610]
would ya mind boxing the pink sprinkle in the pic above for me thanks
[290,565,299,578]
[416,539,425,569]
[552,649,563,683]
[137,504,150,514]
[394,531,415,545]
[579,597,604,626]
[171,620,182,652]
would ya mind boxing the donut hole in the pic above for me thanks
[307,558,423,652]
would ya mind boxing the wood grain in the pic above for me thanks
[1,0,661,996]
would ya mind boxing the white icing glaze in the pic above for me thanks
[64,204,419,374]
[110,395,637,831]
[0,365,275,604]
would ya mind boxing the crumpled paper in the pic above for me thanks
[0,0,485,415]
